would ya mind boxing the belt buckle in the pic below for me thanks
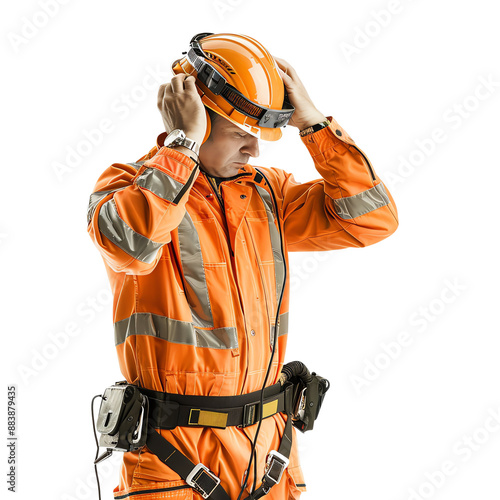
[264,450,289,486]
[241,401,258,427]
[186,463,221,499]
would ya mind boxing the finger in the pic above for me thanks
[157,84,169,107]
[183,75,197,92]
[171,74,187,93]
[274,57,291,72]
[276,60,292,80]
[274,57,300,82]
[277,66,294,86]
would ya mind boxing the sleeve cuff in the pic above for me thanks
[300,116,356,156]
[156,131,168,150]
[143,145,198,185]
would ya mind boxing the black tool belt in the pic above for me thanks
[139,381,288,430]
[93,362,329,500]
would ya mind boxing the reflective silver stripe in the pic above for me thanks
[87,162,145,224]
[135,167,185,202]
[255,185,285,305]
[98,199,162,263]
[255,184,287,349]
[114,312,238,349]
[269,312,289,344]
[177,211,214,328]
[333,183,390,220]
[279,312,288,336]
[87,187,126,225]
[126,161,146,169]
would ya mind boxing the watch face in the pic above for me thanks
[166,129,186,145]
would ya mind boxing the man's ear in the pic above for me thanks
[202,108,212,144]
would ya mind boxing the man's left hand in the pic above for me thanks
[274,56,328,131]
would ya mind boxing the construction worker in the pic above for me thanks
[87,33,398,499]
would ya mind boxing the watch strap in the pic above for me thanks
[299,119,331,137]
[164,130,200,156]
[176,135,200,156]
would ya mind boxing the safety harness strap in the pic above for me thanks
[244,413,293,499]
[146,423,230,500]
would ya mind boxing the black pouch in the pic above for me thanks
[95,381,149,453]
[291,372,330,433]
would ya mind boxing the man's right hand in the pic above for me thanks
[157,74,207,147]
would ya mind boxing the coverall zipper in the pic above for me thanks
[200,170,254,394]
[206,173,225,210]
[203,172,233,256]
[201,170,251,256]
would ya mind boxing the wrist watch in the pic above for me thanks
[299,119,331,137]
[164,129,200,156]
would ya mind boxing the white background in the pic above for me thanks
[2,0,500,499]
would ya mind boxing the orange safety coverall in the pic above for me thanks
[87,116,398,499]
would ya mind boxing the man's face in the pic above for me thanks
[199,115,260,177]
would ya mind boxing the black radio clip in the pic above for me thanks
[93,381,148,464]
[281,361,330,433]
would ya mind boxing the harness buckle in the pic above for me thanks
[185,463,221,499]
[263,450,289,487]
[241,402,257,427]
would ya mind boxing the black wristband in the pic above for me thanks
[299,119,331,137]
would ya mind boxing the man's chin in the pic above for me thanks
[203,162,247,177]
[231,162,247,174]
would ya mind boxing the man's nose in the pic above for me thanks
[241,137,260,158]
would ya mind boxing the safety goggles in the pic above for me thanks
[186,32,295,129]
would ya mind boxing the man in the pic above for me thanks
[87,33,398,499]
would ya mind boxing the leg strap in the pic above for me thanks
[146,423,230,500]
[243,406,293,500]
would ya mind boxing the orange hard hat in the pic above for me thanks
[172,32,294,143]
